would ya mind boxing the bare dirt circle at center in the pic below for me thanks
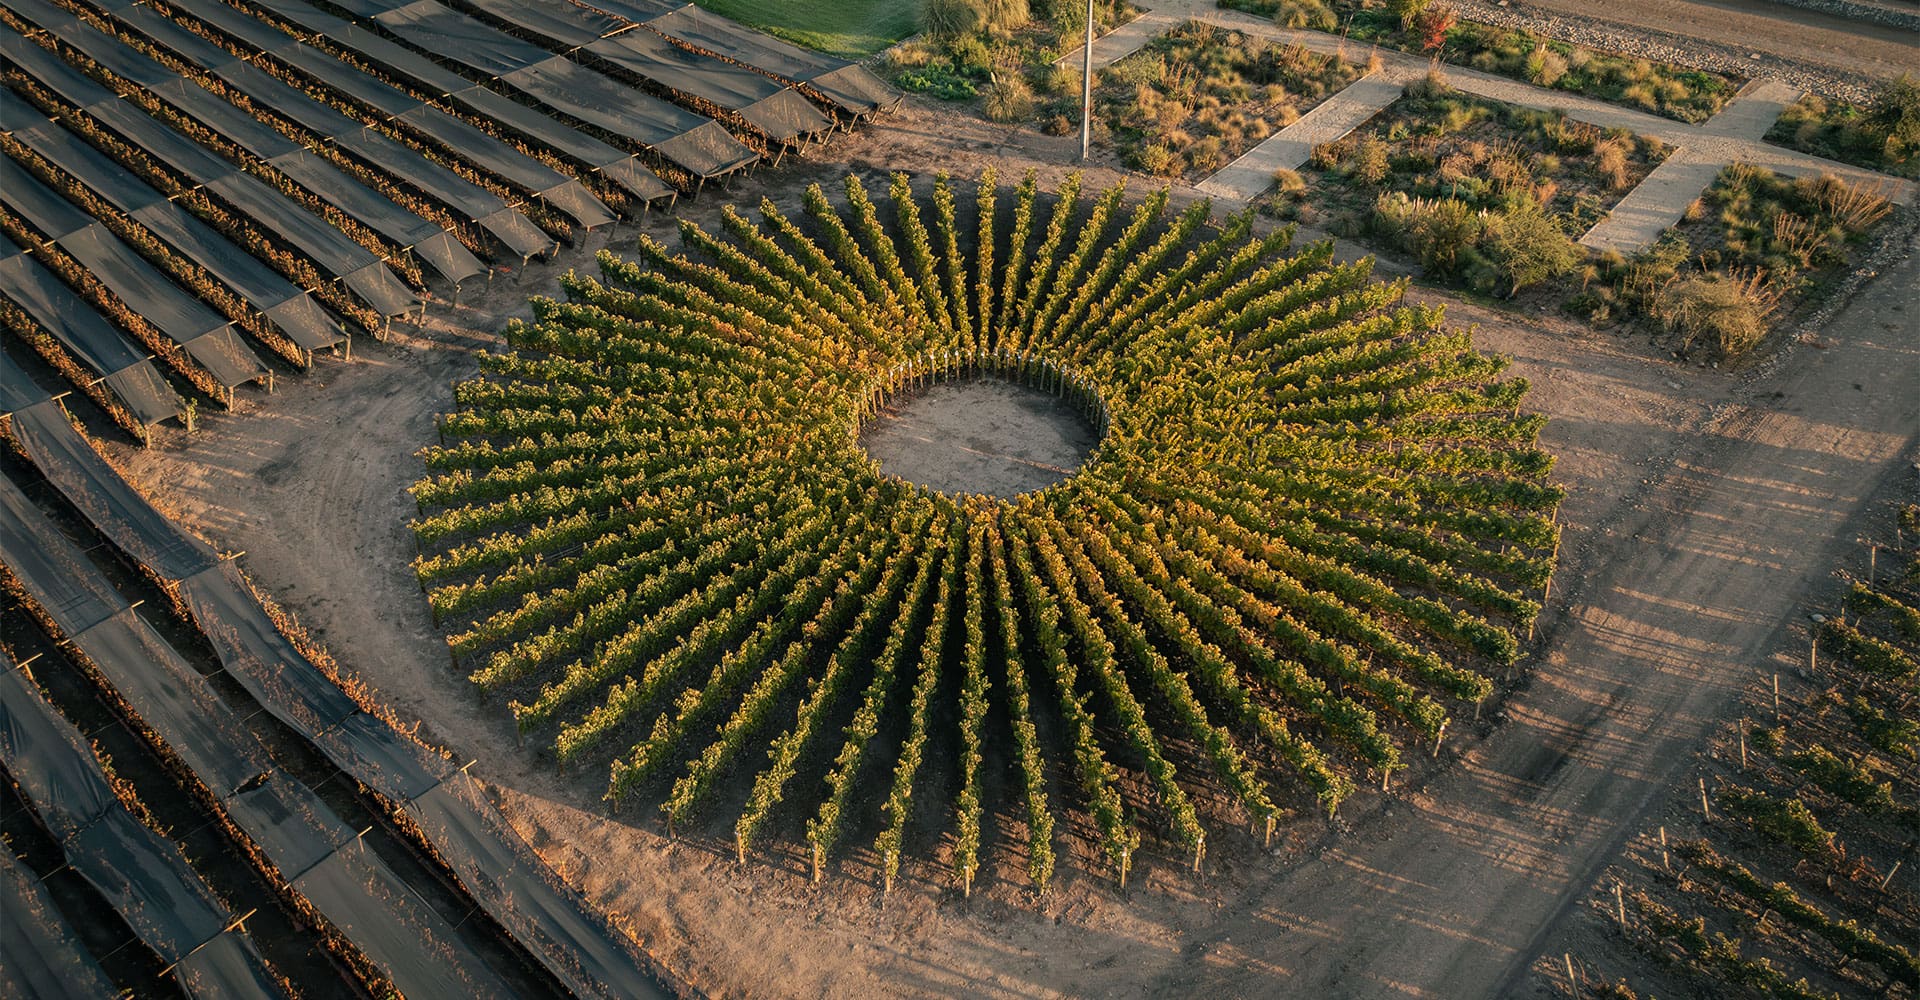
[857,375,1100,499]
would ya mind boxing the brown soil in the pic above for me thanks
[102,95,1920,999]
[859,376,1101,499]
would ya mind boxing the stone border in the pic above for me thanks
[1752,0,1920,32]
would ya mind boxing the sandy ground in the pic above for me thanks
[102,94,1920,1000]
[859,378,1099,499]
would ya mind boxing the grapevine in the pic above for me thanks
[411,170,1560,889]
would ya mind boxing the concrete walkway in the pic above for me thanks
[1082,1,1913,251]
[1195,72,1412,200]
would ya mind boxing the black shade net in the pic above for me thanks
[0,642,281,999]
[1,26,419,315]
[111,5,555,258]
[0,456,515,999]
[238,0,672,202]
[448,0,827,144]
[640,5,897,116]
[357,0,753,178]
[0,848,120,1000]
[1,0,487,284]
[0,157,268,388]
[0,91,345,352]
[0,235,181,425]
[8,400,674,1000]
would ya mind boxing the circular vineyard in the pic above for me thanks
[409,171,1562,891]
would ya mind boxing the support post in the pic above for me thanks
[1080,0,1093,163]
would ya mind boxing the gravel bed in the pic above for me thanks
[1454,0,1887,102]
[1752,0,1920,31]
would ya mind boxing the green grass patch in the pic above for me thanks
[696,0,920,58]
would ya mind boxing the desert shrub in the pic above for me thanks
[1487,206,1580,295]
[1411,2,1457,52]
[1039,62,1081,99]
[1406,68,1451,100]
[983,74,1036,121]
[1388,0,1430,28]
[1133,142,1180,176]
[1865,73,1920,156]
[1653,272,1779,358]
[1351,137,1393,185]
[1275,0,1339,31]
[1525,45,1568,87]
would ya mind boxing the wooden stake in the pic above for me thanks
[1739,720,1748,769]
[1564,953,1578,995]
[1614,881,1626,927]
[1773,673,1782,720]
[1659,826,1670,872]
[1699,777,1712,820]
[1881,860,1902,891]
[1810,636,1818,675]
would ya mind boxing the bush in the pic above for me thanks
[1488,206,1579,295]
[924,0,988,40]
[1135,142,1181,175]
[1865,73,1920,156]
[1275,0,1339,31]
[1352,136,1392,185]
[899,63,981,100]
[1411,3,1458,52]
[1655,272,1779,359]
[983,74,1036,121]
[1388,0,1430,29]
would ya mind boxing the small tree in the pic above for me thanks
[1412,2,1457,53]
[1488,206,1579,296]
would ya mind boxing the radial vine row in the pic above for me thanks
[410,170,1562,891]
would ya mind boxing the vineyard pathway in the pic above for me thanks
[1141,214,1920,993]
[1084,3,1914,246]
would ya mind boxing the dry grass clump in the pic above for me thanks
[984,74,1036,122]
[1654,271,1780,359]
